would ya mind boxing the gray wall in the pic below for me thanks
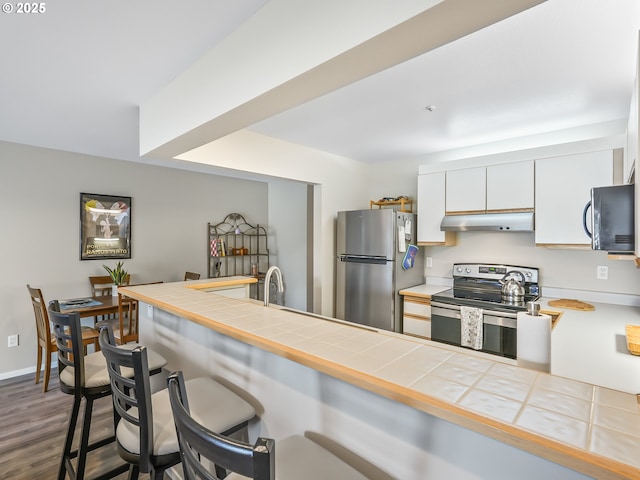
[0,141,269,377]
[267,178,309,311]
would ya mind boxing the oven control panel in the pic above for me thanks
[453,263,539,283]
[479,265,507,275]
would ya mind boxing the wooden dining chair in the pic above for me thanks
[89,274,131,325]
[90,274,131,296]
[27,284,100,393]
[184,271,201,281]
[114,281,163,345]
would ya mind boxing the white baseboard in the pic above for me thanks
[0,358,58,381]
[0,366,37,381]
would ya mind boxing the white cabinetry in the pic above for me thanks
[628,33,639,257]
[417,172,455,245]
[535,151,613,247]
[625,74,637,184]
[445,161,534,213]
[445,167,486,213]
[402,295,432,339]
[486,161,534,211]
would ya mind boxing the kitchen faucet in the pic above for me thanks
[264,265,284,307]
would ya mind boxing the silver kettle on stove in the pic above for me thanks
[500,271,525,301]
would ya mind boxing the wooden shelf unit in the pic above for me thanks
[370,198,413,212]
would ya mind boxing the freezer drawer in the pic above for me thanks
[336,257,395,331]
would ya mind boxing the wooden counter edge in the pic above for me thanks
[398,290,434,300]
[124,290,638,480]
[184,277,258,290]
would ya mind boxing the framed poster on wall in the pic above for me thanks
[80,192,131,260]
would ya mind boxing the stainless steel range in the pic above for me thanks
[430,263,540,359]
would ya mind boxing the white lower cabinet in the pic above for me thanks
[402,296,432,339]
[535,150,613,247]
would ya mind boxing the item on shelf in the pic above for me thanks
[370,196,413,212]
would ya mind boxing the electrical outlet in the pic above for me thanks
[146,304,153,317]
[597,265,608,280]
[8,334,18,348]
[426,257,433,268]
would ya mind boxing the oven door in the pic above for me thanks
[431,302,517,359]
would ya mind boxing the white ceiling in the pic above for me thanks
[1,0,639,167]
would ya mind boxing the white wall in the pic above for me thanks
[177,130,370,315]
[0,141,269,378]
[426,231,640,297]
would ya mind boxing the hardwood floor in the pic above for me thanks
[0,371,151,479]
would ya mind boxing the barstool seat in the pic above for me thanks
[116,377,256,457]
[58,343,166,389]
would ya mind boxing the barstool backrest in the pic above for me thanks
[98,326,155,473]
[167,371,274,480]
[48,301,86,393]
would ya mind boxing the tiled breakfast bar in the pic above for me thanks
[121,280,640,480]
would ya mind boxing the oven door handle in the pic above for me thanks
[431,303,517,329]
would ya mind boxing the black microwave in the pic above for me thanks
[583,184,635,252]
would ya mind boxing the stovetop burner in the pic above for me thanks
[432,287,539,312]
[431,263,541,312]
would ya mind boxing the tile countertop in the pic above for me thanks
[399,284,451,298]
[120,280,640,480]
[401,283,640,394]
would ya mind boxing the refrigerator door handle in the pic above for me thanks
[339,254,388,265]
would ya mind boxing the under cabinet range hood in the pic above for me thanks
[440,212,534,232]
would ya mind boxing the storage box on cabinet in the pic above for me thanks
[402,296,432,339]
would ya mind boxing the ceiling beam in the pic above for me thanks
[140,0,545,160]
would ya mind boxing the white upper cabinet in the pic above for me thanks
[445,167,486,213]
[445,162,534,213]
[535,151,613,247]
[486,161,534,211]
[625,32,639,186]
[625,72,638,184]
[628,33,639,257]
[417,171,454,245]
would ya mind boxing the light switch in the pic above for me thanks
[146,304,153,317]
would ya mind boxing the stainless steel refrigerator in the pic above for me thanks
[336,209,424,332]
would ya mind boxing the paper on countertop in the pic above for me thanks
[59,298,103,310]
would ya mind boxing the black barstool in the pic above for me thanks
[167,371,372,480]
[98,325,257,479]
[48,301,166,480]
